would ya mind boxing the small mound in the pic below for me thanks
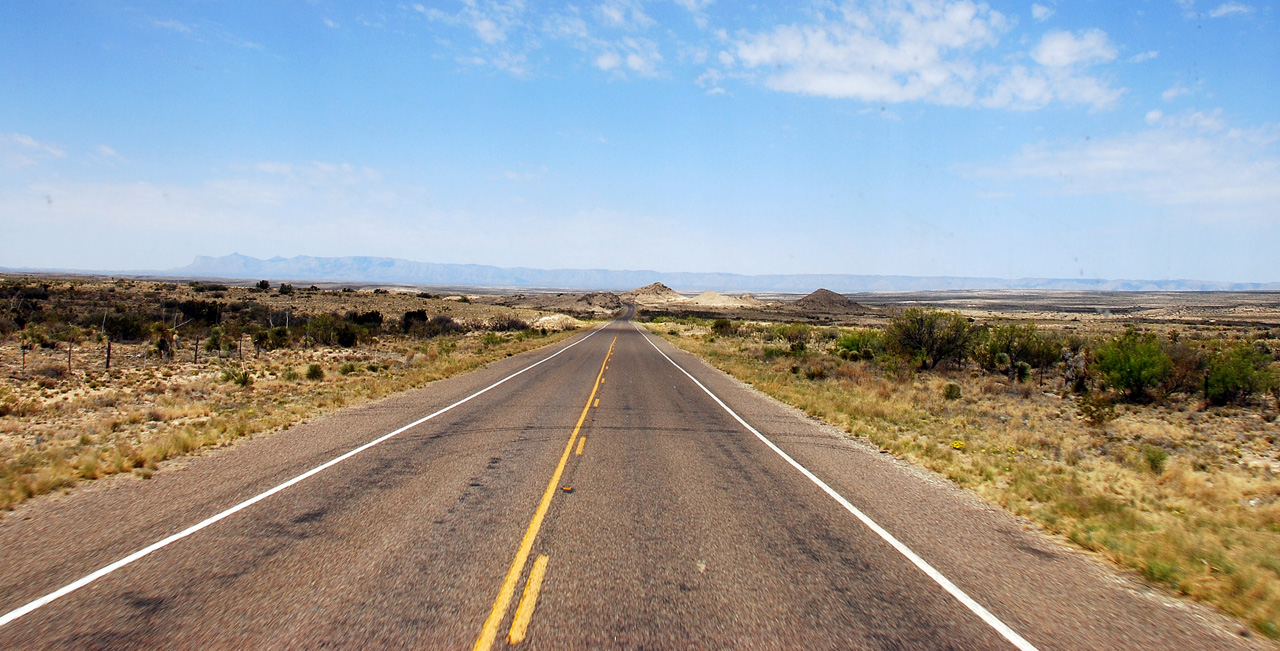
[621,282,686,304]
[791,288,864,313]
[576,292,622,310]
[688,290,747,307]
[533,314,583,331]
[737,293,766,306]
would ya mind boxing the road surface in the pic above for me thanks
[0,315,1261,649]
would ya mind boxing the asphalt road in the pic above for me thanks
[0,315,1263,649]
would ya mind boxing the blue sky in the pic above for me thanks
[1,1,1277,282]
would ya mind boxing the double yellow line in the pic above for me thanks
[473,335,616,650]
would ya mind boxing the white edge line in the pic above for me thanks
[0,323,609,629]
[632,322,1039,651]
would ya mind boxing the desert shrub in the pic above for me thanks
[402,309,429,333]
[488,315,529,332]
[190,282,228,293]
[306,364,324,381]
[282,367,300,381]
[1014,361,1032,383]
[1206,342,1276,405]
[177,300,223,326]
[267,326,290,350]
[1160,338,1208,394]
[278,283,294,295]
[338,362,358,376]
[943,382,962,400]
[256,280,270,290]
[1093,330,1171,401]
[975,322,1059,378]
[1077,394,1118,426]
[761,346,788,360]
[403,313,466,338]
[1142,445,1169,474]
[346,310,384,330]
[711,318,736,336]
[774,323,810,343]
[35,365,67,379]
[335,324,359,348]
[481,332,503,347]
[220,367,253,387]
[835,329,883,360]
[884,308,974,371]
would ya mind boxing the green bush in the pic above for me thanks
[282,367,300,381]
[338,362,358,376]
[1206,342,1276,405]
[774,323,810,343]
[835,329,883,360]
[711,318,736,336]
[220,366,253,387]
[306,364,324,381]
[1093,330,1171,401]
[975,322,1060,378]
[943,382,962,400]
[884,308,974,371]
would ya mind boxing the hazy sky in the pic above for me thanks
[2,1,1277,281]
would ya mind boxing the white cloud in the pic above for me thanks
[734,1,1010,106]
[1030,29,1116,68]
[548,6,665,78]
[717,50,734,66]
[1031,4,1054,22]
[1129,50,1158,63]
[1,133,66,169]
[418,0,528,46]
[152,19,192,34]
[1209,2,1253,17]
[731,2,1121,110]
[594,0,654,30]
[1162,83,1191,101]
[978,111,1280,210]
[323,18,339,29]
[595,51,623,70]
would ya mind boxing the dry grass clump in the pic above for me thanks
[649,320,1280,639]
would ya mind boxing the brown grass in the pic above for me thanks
[648,321,1280,639]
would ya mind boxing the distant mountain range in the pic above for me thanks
[8,253,1279,293]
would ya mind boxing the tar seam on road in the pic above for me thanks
[473,335,616,651]
[631,322,1040,651]
[0,323,610,631]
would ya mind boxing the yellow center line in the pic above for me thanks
[575,437,585,456]
[593,398,599,407]
[473,335,616,651]
[507,554,550,644]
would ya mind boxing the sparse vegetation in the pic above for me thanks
[0,275,585,516]
[644,313,1280,638]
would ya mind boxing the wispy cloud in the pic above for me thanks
[1031,4,1054,22]
[1209,2,1253,17]
[1130,50,1158,63]
[1,133,67,169]
[151,19,192,34]
[975,111,1280,211]
[544,5,666,78]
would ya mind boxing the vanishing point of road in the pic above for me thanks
[0,312,1261,649]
